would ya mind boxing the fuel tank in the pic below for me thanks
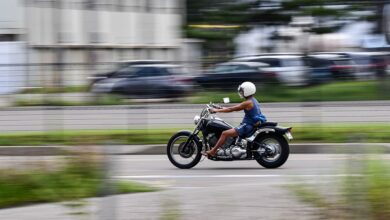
[205,119,233,136]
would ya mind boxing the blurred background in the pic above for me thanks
[0,0,390,219]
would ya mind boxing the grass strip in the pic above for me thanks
[0,155,157,208]
[14,94,125,106]
[288,156,390,219]
[20,86,88,94]
[0,124,389,146]
[14,81,390,106]
[191,80,390,103]
[0,129,179,146]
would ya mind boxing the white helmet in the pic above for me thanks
[238,81,256,98]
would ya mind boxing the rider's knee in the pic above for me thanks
[222,130,233,137]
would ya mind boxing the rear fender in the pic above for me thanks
[247,126,292,142]
[275,127,293,141]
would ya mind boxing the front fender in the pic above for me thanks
[169,130,203,147]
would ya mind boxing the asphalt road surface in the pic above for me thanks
[1,101,390,132]
[1,154,390,220]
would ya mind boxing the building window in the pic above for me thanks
[83,0,96,10]
[145,0,151,12]
[0,35,17,42]
[116,0,124,11]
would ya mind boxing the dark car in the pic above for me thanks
[195,62,276,89]
[87,60,168,85]
[91,64,193,98]
[305,54,356,81]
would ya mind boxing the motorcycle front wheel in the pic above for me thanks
[167,131,202,169]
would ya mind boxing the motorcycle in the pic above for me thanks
[167,99,293,169]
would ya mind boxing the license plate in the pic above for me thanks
[285,132,293,140]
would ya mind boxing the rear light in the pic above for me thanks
[331,65,353,70]
[369,62,387,68]
[265,72,277,77]
[285,127,293,140]
[171,76,193,84]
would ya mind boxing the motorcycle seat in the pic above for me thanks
[257,122,278,128]
[241,122,278,138]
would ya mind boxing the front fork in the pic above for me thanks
[181,129,201,154]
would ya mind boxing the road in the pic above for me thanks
[1,100,390,132]
[1,154,389,220]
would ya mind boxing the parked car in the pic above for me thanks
[347,52,389,79]
[346,53,377,79]
[303,56,333,84]
[310,52,389,80]
[91,64,193,98]
[195,62,277,89]
[305,54,356,80]
[232,54,309,86]
[371,53,390,78]
[87,60,168,85]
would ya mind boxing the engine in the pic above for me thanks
[230,146,247,159]
[207,133,233,149]
[207,133,247,159]
[216,145,247,159]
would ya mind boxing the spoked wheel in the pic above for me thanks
[254,134,289,169]
[167,131,202,169]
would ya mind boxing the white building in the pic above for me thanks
[0,0,199,88]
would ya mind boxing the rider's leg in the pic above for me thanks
[207,128,238,156]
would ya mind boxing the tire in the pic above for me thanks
[167,131,202,169]
[254,134,289,169]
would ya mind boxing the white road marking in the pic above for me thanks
[284,157,348,161]
[117,158,168,161]
[113,174,362,179]
[119,157,347,162]
[117,156,351,162]
[169,186,205,189]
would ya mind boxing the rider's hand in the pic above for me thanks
[210,108,218,113]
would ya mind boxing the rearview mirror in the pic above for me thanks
[223,97,230,104]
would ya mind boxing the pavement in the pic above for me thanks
[3,154,389,220]
[0,100,390,132]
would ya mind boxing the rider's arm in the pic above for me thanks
[213,101,250,113]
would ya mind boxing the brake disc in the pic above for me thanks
[178,142,195,158]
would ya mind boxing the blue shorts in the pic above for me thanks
[234,123,254,137]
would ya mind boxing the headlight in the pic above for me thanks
[193,115,200,125]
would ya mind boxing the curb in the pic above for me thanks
[0,143,389,156]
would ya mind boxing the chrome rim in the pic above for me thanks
[170,136,198,165]
[260,138,282,162]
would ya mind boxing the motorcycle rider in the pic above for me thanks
[202,81,267,157]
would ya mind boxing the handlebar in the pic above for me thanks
[206,103,223,114]
[209,103,223,109]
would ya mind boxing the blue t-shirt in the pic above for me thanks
[242,97,267,125]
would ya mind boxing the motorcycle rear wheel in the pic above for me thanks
[254,134,289,169]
